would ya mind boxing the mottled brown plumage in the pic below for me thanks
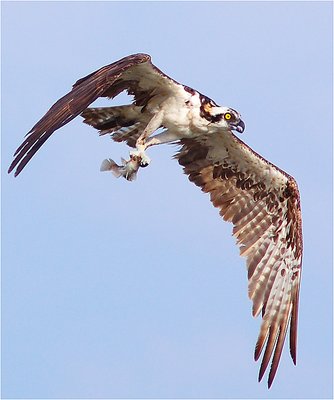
[176,136,302,388]
[8,53,303,388]
[8,54,158,176]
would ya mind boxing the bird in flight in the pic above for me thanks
[8,53,303,388]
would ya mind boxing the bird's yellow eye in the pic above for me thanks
[224,113,232,120]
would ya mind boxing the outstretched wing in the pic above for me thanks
[8,53,183,176]
[176,133,303,388]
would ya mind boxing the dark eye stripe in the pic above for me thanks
[210,113,224,123]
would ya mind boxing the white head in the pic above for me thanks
[199,94,245,133]
[206,105,245,133]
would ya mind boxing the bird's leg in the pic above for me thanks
[100,112,165,181]
[141,130,181,148]
[100,129,180,181]
[130,111,164,167]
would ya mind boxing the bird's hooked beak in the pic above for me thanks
[231,119,245,134]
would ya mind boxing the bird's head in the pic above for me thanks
[210,106,245,133]
[202,102,245,133]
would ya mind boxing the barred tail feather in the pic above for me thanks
[110,124,142,147]
[81,105,140,130]
[81,105,144,147]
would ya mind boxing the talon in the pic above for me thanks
[130,149,151,167]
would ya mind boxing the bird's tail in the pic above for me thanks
[81,105,144,147]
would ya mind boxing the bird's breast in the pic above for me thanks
[160,95,210,137]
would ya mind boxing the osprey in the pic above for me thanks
[8,53,303,388]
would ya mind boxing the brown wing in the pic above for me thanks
[8,53,183,176]
[176,133,303,388]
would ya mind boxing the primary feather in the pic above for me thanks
[8,53,303,388]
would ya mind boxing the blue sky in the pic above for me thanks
[2,1,333,399]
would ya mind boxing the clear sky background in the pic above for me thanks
[2,1,333,399]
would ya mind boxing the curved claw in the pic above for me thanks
[130,149,151,167]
